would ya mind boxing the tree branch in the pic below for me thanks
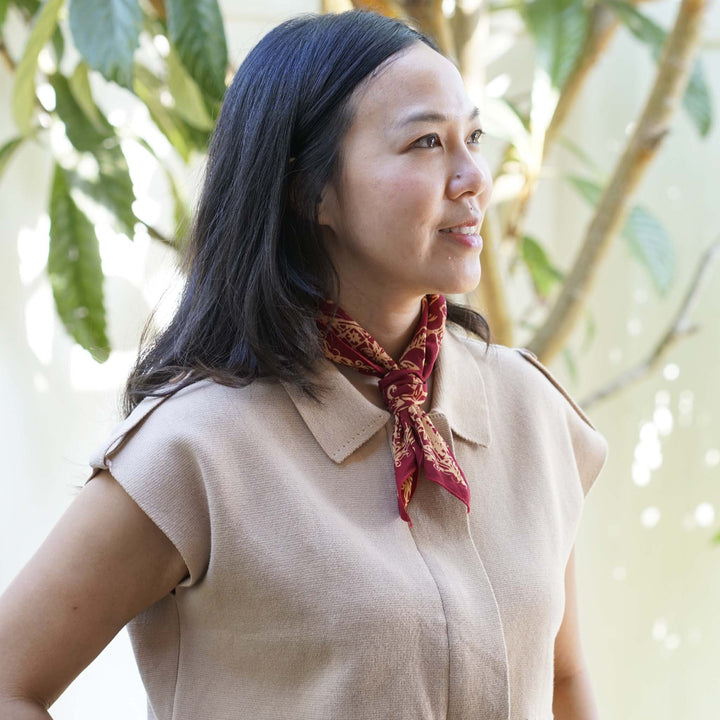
[142,221,178,249]
[350,0,406,18]
[504,4,623,243]
[528,0,708,363]
[0,42,17,73]
[580,237,720,409]
[474,203,515,345]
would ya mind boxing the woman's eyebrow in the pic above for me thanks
[392,106,481,130]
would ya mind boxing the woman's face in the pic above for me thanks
[318,42,493,308]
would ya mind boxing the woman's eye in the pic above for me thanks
[468,129,486,144]
[414,134,441,149]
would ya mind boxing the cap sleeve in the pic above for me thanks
[87,386,211,587]
[515,348,609,497]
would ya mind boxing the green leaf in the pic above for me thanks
[0,136,25,180]
[166,0,227,102]
[48,163,110,362]
[622,205,676,296]
[166,40,215,130]
[9,0,41,20]
[605,0,713,137]
[1,0,11,29]
[520,234,566,297]
[50,71,137,236]
[67,61,108,132]
[557,135,603,177]
[523,0,589,90]
[565,174,602,205]
[12,0,65,134]
[68,0,142,89]
[682,60,713,138]
[50,72,111,151]
[566,174,676,296]
[134,62,192,161]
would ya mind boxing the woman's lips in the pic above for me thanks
[439,229,483,249]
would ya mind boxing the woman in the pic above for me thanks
[0,10,608,720]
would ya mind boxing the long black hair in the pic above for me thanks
[123,10,491,416]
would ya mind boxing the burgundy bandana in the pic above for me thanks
[316,294,470,527]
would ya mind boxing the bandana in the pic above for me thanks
[316,294,470,526]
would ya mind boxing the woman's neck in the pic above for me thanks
[335,288,426,362]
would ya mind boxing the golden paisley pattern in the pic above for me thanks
[316,294,470,526]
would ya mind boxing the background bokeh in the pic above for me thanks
[1,1,719,718]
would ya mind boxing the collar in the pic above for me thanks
[281,327,492,464]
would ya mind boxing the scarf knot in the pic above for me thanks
[378,369,427,414]
[316,294,471,527]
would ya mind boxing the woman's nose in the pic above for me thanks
[448,156,491,201]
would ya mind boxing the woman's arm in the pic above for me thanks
[0,470,188,715]
[552,547,600,720]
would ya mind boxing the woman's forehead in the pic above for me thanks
[350,45,474,132]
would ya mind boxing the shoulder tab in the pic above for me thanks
[514,347,597,431]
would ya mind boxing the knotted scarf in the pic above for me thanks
[316,293,470,527]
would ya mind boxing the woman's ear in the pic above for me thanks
[317,182,337,230]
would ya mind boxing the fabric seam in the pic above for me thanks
[169,592,182,720]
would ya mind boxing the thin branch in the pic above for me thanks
[580,237,720,409]
[350,0,406,18]
[528,0,708,363]
[142,221,178,250]
[473,203,515,345]
[0,42,17,72]
[401,0,456,60]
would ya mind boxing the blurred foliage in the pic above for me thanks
[1,0,227,361]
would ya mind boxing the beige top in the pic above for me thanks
[87,328,608,720]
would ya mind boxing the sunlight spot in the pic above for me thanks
[633,288,648,304]
[652,618,667,640]
[663,363,680,381]
[694,502,715,527]
[108,109,128,127]
[153,34,170,57]
[486,73,511,99]
[25,284,54,366]
[678,390,694,425]
[36,82,56,111]
[627,317,642,335]
[632,460,651,487]
[705,449,720,468]
[37,47,55,74]
[160,89,173,108]
[641,506,661,528]
[664,634,681,651]
[17,217,50,285]
[612,566,627,581]
[640,421,658,442]
[653,406,673,436]
[69,347,137,392]
[97,225,145,281]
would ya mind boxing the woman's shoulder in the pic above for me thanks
[447,327,598,431]
[93,376,284,465]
